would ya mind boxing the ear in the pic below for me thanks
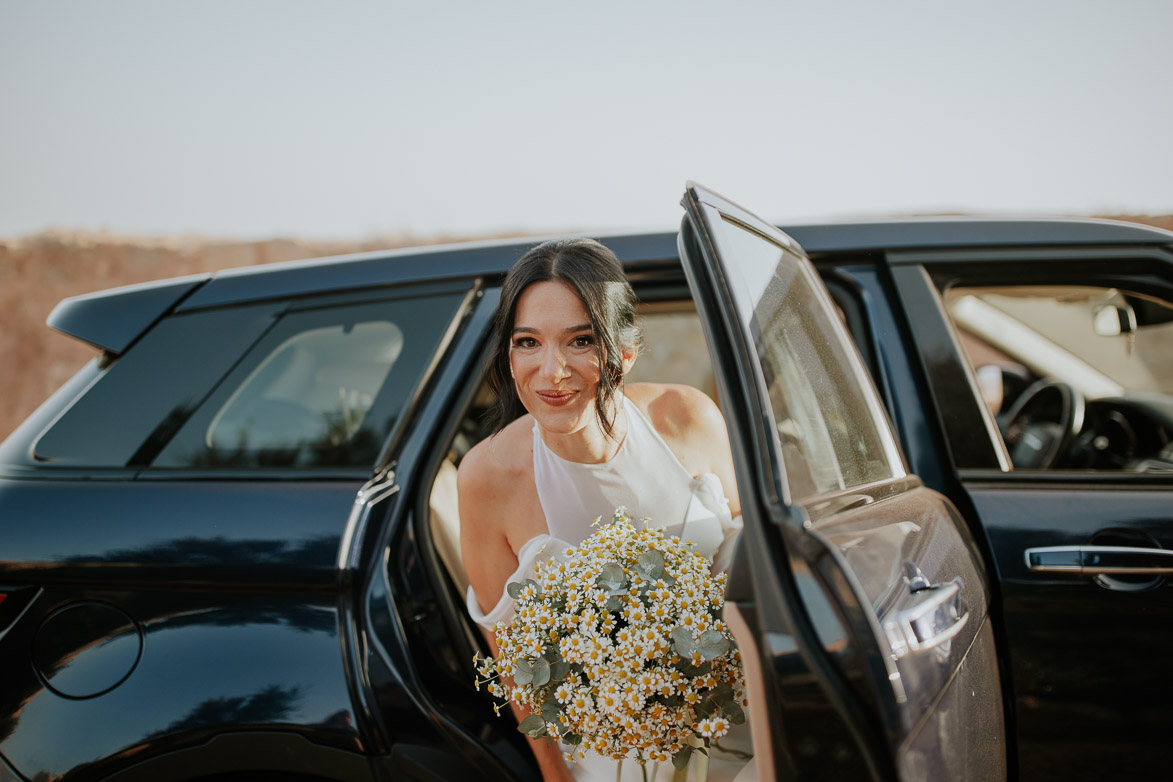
[620,344,638,376]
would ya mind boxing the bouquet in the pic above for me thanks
[474,508,747,776]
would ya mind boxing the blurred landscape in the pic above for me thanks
[2,215,1172,441]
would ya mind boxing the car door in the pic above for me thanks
[886,247,1173,781]
[678,183,1005,781]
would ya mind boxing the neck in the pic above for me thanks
[539,396,627,464]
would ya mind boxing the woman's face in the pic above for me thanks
[509,280,605,436]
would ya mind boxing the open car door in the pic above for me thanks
[678,183,1005,781]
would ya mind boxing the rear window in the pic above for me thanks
[31,288,466,473]
[152,292,464,470]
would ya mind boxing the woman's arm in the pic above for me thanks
[458,441,576,782]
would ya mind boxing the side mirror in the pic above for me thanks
[1092,302,1137,337]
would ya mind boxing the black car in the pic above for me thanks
[2,184,1171,782]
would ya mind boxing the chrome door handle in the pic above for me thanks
[1025,545,1173,575]
[884,578,969,659]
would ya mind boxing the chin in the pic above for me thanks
[523,397,596,435]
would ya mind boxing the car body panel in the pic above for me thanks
[3,209,1173,780]
[677,183,1004,780]
[883,247,1173,779]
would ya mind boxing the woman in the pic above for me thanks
[459,238,750,781]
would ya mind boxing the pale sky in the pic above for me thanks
[2,0,1171,240]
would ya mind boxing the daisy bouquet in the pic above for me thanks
[474,508,747,777]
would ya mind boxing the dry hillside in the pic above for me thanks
[2,215,1171,442]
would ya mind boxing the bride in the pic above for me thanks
[459,238,753,781]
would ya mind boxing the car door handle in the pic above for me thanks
[1025,545,1173,575]
[883,578,968,659]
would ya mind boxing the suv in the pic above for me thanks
[2,185,1171,782]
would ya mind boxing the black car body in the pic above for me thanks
[2,185,1171,782]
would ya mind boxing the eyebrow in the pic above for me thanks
[511,323,593,336]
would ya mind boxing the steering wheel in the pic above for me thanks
[1000,380,1085,468]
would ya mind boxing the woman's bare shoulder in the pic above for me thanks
[457,415,535,496]
[624,382,723,437]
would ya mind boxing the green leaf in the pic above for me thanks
[540,697,562,724]
[694,699,716,719]
[670,627,695,657]
[605,595,623,612]
[518,714,546,738]
[672,745,693,771]
[637,550,666,580]
[513,658,534,686]
[709,683,735,707]
[530,657,551,688]
[542,646,563,663]
[597,562,626,592]
[697,630,730,660]
[563,732,582,746]
[507,581,523,600]
[550,661,571,682]
[723,700,745,725]
[674,659,712,677]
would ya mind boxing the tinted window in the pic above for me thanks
[33,304,280,468]
[153,291,464,470]
[708,214,904,503]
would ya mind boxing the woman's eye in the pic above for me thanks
[571,335,595,348]
[512,337,538,349]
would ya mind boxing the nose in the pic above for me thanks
[541,345,570,382]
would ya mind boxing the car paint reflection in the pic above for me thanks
[0,600,360,780]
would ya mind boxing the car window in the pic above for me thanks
[152,291,465,471]
[705,215,905,504]
[944,284,1173,471]
[31,303,281,469]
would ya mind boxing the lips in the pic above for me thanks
[536,390,578,407]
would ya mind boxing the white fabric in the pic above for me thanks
[465,396,743,630]
[464,394,753,781]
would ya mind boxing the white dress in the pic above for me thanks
[466,395,756,782]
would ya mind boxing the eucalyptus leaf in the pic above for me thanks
[674,660,712,677]
[531,657,551,687]
[605,595,623,612]
[513,658,534,686]
[542,646,563,663]
[724,700,746,725]
[697,630,730,660]
[694,699,716,719]
[550,661,571,682]
[518,714,546,738]
[672,745,693,771]
[507,582,523,600]
[709,683,735,707]
[540,697,562,724]
[637,550,666,580]
[597,562,626,592]
[563,732,582,746]
[670,627,695,657]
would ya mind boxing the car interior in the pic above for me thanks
[945,284,1173,472]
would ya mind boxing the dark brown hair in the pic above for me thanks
[487,238,640,437]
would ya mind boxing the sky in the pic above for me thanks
[2,0,1172,241]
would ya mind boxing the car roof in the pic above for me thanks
[49,217,1173,354]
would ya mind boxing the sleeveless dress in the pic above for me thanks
[466,395,756,782]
